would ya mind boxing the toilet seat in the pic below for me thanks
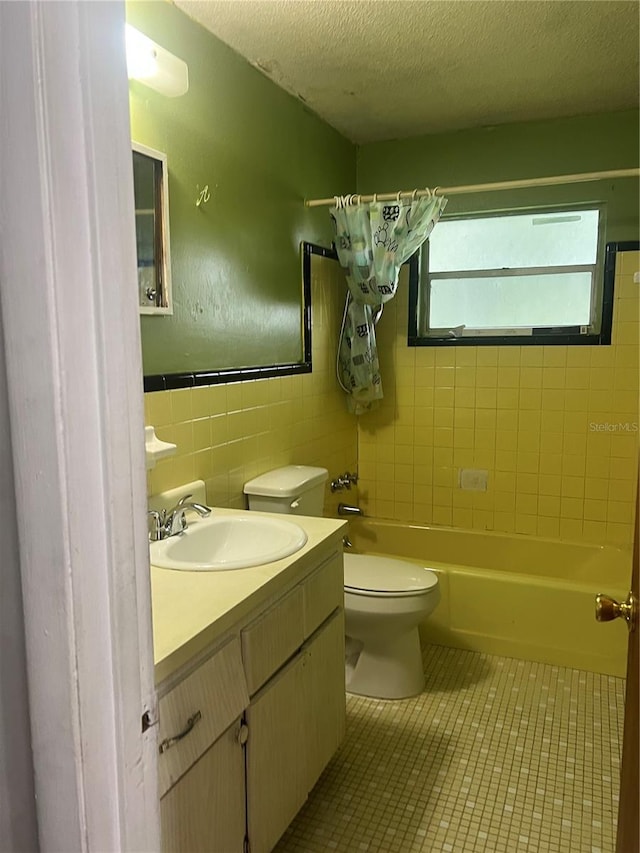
[344,554,438,598]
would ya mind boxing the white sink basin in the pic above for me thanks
[150,514,308,571]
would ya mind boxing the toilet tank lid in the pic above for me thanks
[243,465,328,498]
[343,553,439,593]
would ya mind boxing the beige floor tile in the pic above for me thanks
[275,645,624,853]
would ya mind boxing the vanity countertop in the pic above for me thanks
[151,507,346,683]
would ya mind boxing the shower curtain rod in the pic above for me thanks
[304,168,640,208]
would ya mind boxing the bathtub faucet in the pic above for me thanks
[330,471,358,492]
[338,503,364,517]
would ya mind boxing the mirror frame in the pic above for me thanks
[142,242,325,391]
[133,141,173,316]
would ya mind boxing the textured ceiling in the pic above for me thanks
[174,0,640,144]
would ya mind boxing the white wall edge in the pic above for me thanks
[0,2,159,850]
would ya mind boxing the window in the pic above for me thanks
[408,206,613,347]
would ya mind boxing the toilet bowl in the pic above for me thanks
[344,554,439,699]
[243,466,440,700]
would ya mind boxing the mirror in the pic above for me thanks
[132,142,172,315]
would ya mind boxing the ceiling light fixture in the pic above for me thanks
[125,24,189,98]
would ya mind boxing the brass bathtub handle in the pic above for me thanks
[595,592,636,631]
[159,710,202,754]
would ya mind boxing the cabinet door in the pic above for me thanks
[161,719,245,853]
[303,553,343,638]
[246,650,308,853]
[304,609,346,791]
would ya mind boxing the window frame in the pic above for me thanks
[408,204,614,348]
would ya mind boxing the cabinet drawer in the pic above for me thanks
[303,552,344,638]
[160,718,246,853]
[242,586,304,695]
[158,637,249,797]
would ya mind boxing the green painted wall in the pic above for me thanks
[127,2,355,376]
[357,111,639,240]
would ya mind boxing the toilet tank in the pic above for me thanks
[243,466,328,516]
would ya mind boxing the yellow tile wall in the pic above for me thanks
[358,251,640,547]
[144,256,357,511]
[144,250,638,547]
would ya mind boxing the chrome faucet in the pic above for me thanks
[148,494,211,542]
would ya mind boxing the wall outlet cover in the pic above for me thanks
[459,468,488,491]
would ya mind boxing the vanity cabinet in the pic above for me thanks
[158,636,249,853]
[247,645,308,853]
[246,610,345,853]
[157,544,345,853]
[160,719,246,853]
[157,637,249,798]
[304,610,346,787]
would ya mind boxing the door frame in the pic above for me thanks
[0,2,159,849]
[616,462,639,852]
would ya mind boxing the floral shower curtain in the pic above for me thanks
[330,193,447,414]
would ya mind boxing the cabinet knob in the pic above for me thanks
[237,723,249,746]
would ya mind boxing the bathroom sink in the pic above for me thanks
[149,514,308,571]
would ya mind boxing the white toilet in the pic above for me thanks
[243,465,440,700]
[343,554,439,699]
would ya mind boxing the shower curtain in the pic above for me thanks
[330,193,447,414]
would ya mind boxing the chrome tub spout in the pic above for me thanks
[338,503,364,517]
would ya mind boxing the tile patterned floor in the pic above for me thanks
[275,645,625,853]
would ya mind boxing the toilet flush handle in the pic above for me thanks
[290,499,300,510]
